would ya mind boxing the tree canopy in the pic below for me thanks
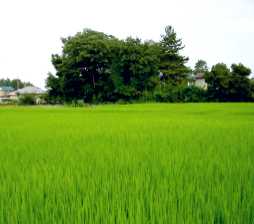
[159,26,190,85]
[47,26,189,103]
[46,27,254,103]
[194,60,209,75]
[0,78,33,90]
[205,63,252,101]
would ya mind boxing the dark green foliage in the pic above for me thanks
[159,26,190,85]
[110,38,160,101]
[46,73,64,104]
[251,79,254,101]
[229,64,252,101]
[194,60,209,75]
[154,85,206,102]
[181,86,207,102]
[46,28,253,104]
[47,27,189,103]
[206,63,252,102]
[49,29,117,103]
[205,63,231,101]
[18,94,36,105]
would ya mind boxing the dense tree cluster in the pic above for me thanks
[206,63,253,102]
[46,27,190,103]
[46,27,254,103]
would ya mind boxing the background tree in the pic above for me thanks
[110,38,160,101]
[205,63,231,101]
[49,29,117,103]
[159,26,190,86]
[47,29,161,103]
[0,78,33,90]
[46,27,253,103]
[250,78,254,101]
[205,63,252,102]
[46,72,63,103]
[193,60,209,75]
[229,63,252,101]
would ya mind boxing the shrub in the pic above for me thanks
[182,86,207,102]
[0,99,18,105]
[18,94,36,105]
[153,85,206,103]
[64,100,88,107]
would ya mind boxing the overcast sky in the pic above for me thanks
[0,0,253,88]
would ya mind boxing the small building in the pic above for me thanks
[14,86,46,103]
[194,73,207,90]
[0,86,15,102]
[0,89,5,98]
[0,86,46,104]
[14,86,45,95]
[0,86,14,96]
[187,73,207,90]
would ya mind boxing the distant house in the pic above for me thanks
[0,86,45,104]
[0,86,14,102]
[188,73,207,90]
[194,73,207,90]
[14,86,45,95]
[13,86,46,103]
[0,86,14,96]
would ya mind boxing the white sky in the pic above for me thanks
[0,0,254,88]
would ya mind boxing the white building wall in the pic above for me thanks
[195,79,207,90]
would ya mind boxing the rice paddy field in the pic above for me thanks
[0,103,254,223]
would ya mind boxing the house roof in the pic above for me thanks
[187,73,206,81]
[15,86,45,95]
[195,73,205,79]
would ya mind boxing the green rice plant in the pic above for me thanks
[0,103,253,223]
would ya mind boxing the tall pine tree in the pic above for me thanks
[159,26,190,86]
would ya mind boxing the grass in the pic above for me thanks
[0,103,254,223]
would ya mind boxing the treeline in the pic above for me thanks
[206,63,254,102]
[0,78,33,90]
[46,26,254,103]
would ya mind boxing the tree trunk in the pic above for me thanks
[92,74,95,89]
